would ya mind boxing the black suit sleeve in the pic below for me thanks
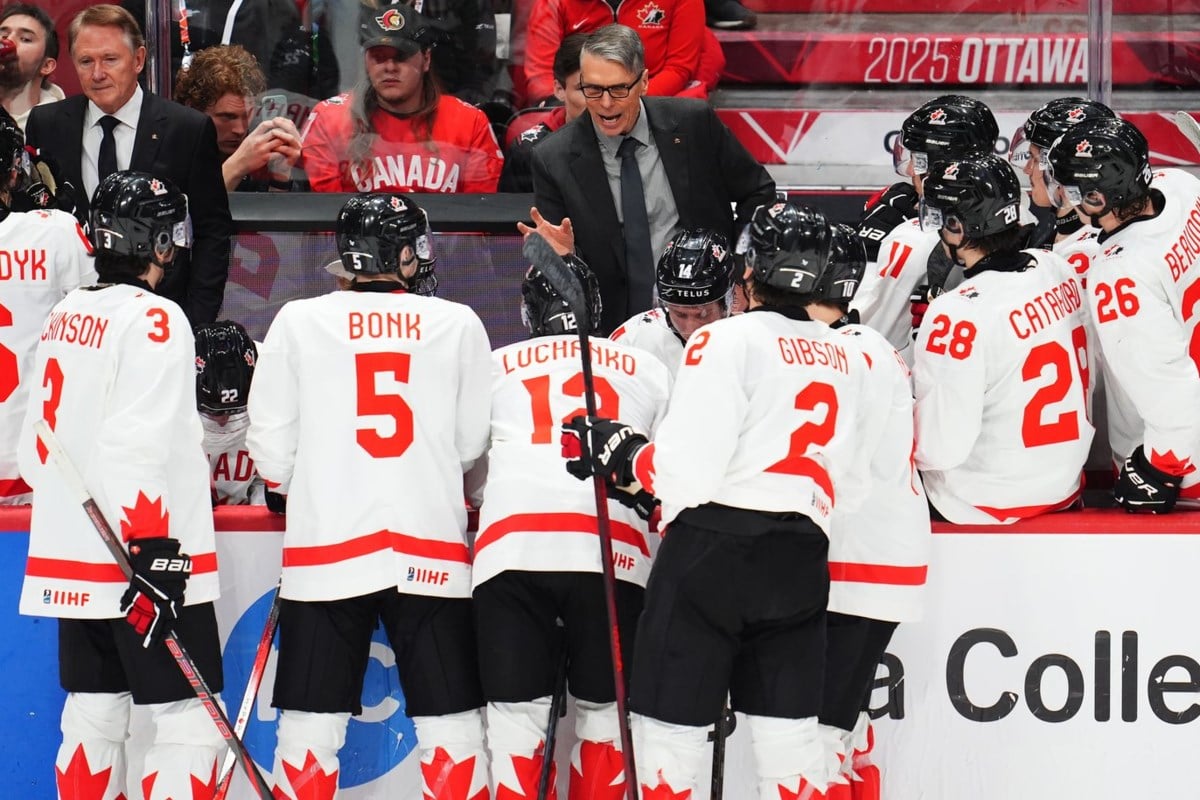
[182,115,233,324]
[705,104,776,230]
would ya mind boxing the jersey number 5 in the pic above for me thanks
[355,351,413,457]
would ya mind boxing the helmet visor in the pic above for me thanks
[919,199,964,234]
[893,139,929,178]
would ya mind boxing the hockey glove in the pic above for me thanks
[561,415,648,487]
[610,485,661,523]
[857,182,919,260]
[265,490,287,515]
[119,538,191,648]
[1114,446,1182,514]
[909,284,943,339]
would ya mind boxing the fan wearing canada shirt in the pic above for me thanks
[1047,117,1200,512]
[246,193,493,800]
[852,95,999,363]
[16,171,223,800]
[609,227,735,379]
[0,112,96,504]
[195,320,265,505]
[473,257,670,798]
[913,155,1093,524]
[299,2,503,194]
[565,202,877,799]
[800,224,931,800]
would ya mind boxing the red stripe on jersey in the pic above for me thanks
[26,552,219,581]
[0,476,32,497]
[475,512,651,557]
[974,488,1080,522]
[785,456,834,504]
[282,530,470,567]
[74,222,94,254]
[829,561,927,586]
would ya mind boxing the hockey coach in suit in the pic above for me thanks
[27,4,232,326]
[526,23,775,335]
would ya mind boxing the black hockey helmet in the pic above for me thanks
[90,171,191,265]
[521,253,602,337]
[656,228,735,307]
[194,320,257,414]
[1012,97,1116,173]
[817,223,867,303]
[336,192,437,295]
[921,155,1023,239]
[744,201,832,294]
[896,95,999,177]
[0,108,24,186]
[1046,117,1152,212]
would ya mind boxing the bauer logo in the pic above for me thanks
[223,588,418,786]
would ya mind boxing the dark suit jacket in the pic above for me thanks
[27,93,234,325]
[531,96,776,334]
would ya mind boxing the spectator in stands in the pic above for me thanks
[499,33,587,193]
[405,0,499,107]
[300,1,503,193]
[522,24,774,334]
[523,0,723,105]
[0,4,62,133]
[175,45,303,192]
[27,4,233,326]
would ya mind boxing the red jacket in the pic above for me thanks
[524,0,712,103]
[300,93,503,193]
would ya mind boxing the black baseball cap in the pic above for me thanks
[360,2,429,57]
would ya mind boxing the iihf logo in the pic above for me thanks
[942,162,960,179]
[638,2,666,25]
[1075,139,1094,157]
[1066,107,1086,123]
[375,8,405,30]
[390,196,405,212]
[928,109,947,125]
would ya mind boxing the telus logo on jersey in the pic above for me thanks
[224,588,418,785]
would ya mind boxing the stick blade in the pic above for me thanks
[522,232,590,328]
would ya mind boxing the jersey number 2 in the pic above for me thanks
[765,382,839,498]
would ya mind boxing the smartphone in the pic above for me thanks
[260,94,288,122]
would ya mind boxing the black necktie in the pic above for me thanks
[617,136,655,315]
[97,115,120,185]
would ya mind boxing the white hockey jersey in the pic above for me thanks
[1085,169,1200,499]
[913,249,1093,524]
[851,218,941,363]
[632,309,874,534]
[202,411,265,505]
[16,284,218,619]
[472,335,671,589]
[247,288,492,601]
[829,324,930,623]
[609,307,683,379]
[0,210,96,504]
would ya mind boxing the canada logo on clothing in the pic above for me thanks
[1066,107,1087,124]
[928,108,947,125]
[1075,139,1094,157]
[711,243,726,261]
[149,178,167,195]
[638,2,666,26]
[375,8,405,31]
[390,196,406,212]
[942,162,960,179]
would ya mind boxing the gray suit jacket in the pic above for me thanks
[27,92,233,325]
[531,96,775,333]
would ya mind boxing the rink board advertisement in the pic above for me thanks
[1,509,1198,798]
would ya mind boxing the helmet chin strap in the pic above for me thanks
[938,230,963,265]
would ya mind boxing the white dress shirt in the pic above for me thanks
[82,86,143,201]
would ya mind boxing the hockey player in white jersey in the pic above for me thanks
[913,155,1093,523]
[799,224,930,800]
[1047,117,1200,512]
[17,171,224,800]
[0,111,96,504]
[609,228,736,378]
[565,202,877,799]
[474,257,670,798]
[195,320,265,505]
[246,192,493,800]
[853,95,999,360]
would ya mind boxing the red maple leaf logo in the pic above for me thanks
[191,760,218,799]
[495,742,555,799]
[142,771,158,800]
[119,491,170,541]
[641,777,692,800]
[279,751,339,800]
[1149,449,1196,477]
[569,740,625,800]
[56,744,116,800]
[776,779,829,800]
[421,747,487,800]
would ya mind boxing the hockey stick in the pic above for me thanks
[537,625,569,800]
[33,420,276,800]
[1174,111,1200,156]
[213,581,282,800]
[708,704,736,800]
[522,233,640,800]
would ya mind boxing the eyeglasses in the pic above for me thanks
[578,70,646,100]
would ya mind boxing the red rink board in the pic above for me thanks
[717,30,1200,85]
